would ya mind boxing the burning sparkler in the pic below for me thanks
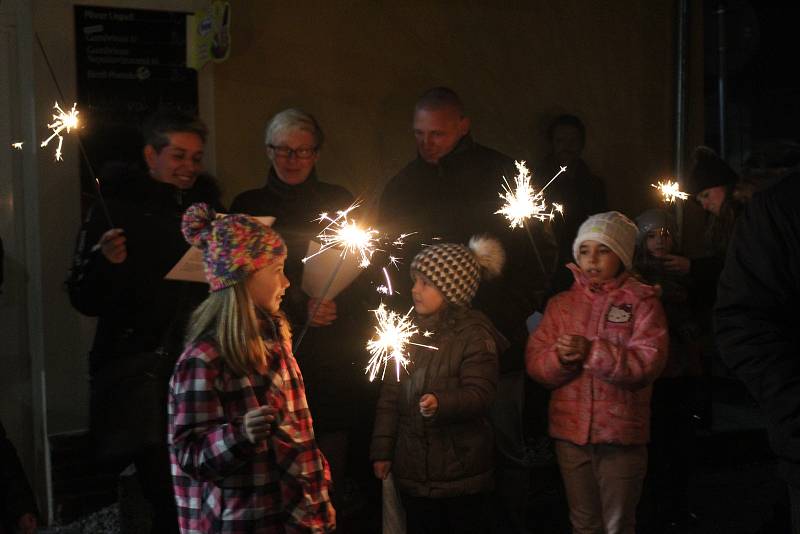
[651,180,689,203]
[40,102,79,161]
[495,161,565,228]
[302,201,380,268]
[365,303,438,382]
[11,142,23,150]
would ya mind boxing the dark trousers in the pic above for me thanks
[402,492,490,534]
[791,484,800,534]
[134,445,179,534]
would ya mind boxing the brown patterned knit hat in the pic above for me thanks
[410,235,505,306]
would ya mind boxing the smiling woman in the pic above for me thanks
[65,109,223,533]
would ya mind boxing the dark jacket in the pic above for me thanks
[379,135,538,373]
[370,307,505,498]
[230,169,371,430]
[0,421,38,533]
[715,173,800,488]
[67,163,224,372]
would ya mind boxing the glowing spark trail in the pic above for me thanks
[651,180,689,203]
[365,303,438,382]
[382,267,394,296]
[40,102,79,161]
[553,203,565,215]
[11,142,23,150]
[495,161,565,228]
[302,201,380,267]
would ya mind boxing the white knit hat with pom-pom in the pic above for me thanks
[410,234,505,306]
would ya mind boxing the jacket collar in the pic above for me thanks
[264,166,319,201]
[416,133,476,168]
[567,262,630,295]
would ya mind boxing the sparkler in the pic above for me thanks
[495,161,567,274]
[302,201,380,268]
[651,180,689,203]
[495,161,565,228]
[40,102,79,161]
[365,303,437,382]
[11,142,23,150]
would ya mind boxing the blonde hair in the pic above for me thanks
[186,282,291,376]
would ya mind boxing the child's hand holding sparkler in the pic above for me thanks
[662,254,690,275]
[419,393,439,418]
[97,228,127,264]
[243,406,277,444]
[556,334,590,367]
[308,298,337,327]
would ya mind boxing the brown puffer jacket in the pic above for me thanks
[370,307,506,498]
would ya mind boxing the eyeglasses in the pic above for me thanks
[267,144,317,159]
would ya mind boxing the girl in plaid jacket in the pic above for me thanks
[168,203,335,533]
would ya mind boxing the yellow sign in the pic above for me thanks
[187,1,231,70]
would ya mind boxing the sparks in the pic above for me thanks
[302,201,380,267]
[423,331,434,338]
[553,202,565,215]
[392,232,417,247]
[40,102,79,161]
[495,160,563,228]
[382,267,394,296]
[388,255,402,269]
[651,180,689,203]
[376,285,391,295]
[11,142,23,150]
[365,303,437,382]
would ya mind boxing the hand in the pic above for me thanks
[17,512,37,534]
[308,298,337,327]
[662,254,690,275]
[97,228,126,264]
[556,334,589,366]
[373,460,392,480]
[419,393,439,418]
[243,406,277,444]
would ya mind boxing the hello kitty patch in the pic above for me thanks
[606,304,633,324]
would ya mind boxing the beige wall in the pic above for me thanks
[214,0,705,225]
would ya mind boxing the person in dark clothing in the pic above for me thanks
[633,209,702,533]
[0,421,38,534]
[230,108,371,522]
[715,143,800,534]
[66,110,223,533]
[371,237,506,534]
[379,87,539,533]
[538,114,608,297]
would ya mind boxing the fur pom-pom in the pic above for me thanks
[469,234,505,279]
[181,202,215,249]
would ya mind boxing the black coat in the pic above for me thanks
[370,307,505,497]
[230,169,372,430]
[379,135,540,373]
[0,421,38,532]
[714,173,800,487]
[66,164,224,374]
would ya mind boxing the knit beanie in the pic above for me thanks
[181,203,286,291]
[572,211,637,270]
[635,208,678,244]
[410,235,505,306]
[686,146,738,195]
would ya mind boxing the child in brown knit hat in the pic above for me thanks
[371,234,508,533]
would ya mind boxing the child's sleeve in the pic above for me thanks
[272,354,336,533]
[526,299,582,389]
[430,327,498,425]
[584,296,668,388]
[370,379,402,461]
[168,345,257,482]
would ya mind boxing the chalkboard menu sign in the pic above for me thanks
[74,6,198,193]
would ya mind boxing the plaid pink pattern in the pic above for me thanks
[168,335,335,533]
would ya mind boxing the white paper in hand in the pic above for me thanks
[301,240,364,299]
[164,215,276,283]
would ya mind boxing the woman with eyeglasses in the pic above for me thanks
[230,109,373,526]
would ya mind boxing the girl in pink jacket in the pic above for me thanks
[526,211,668,534]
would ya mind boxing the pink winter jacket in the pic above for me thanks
[526,264,668,445]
